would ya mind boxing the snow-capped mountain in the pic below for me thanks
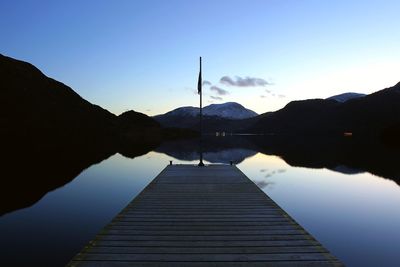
[156,102,258,120]
[163,106,199,117]
[327,92,366,103]
[203,102,258,119]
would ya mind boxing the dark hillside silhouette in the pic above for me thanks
[0,54,118,154]
[249,82,400,142]
[0,54,193,151]
[0,54,194,215]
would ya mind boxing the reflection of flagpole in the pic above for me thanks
[198,57,204,167]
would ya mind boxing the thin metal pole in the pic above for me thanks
[198,57,204,167]
[199,57,202,137]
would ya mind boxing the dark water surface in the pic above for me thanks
[1,137,400,266]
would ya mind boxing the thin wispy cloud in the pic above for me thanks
[210,85,229,95]
[262,88,287,99]
[210,95,223,101]
[202,80,211,86]
[220,76,271,87]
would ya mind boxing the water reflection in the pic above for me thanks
[3,135,399,216]
[238,153,400,267]
[159,135,400,184]
[253,179,275,189]
[1,140,161,216]
[1,148,115,216]
[155,138,257,164]
[249,135,400,183]
[1,135,400,266]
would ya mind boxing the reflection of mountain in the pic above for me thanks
[249,135,400,184]
[155,137,257,164]
[1,150,113,216]
[155,136,400,185]
[159,147,256,164]
[0,141,159,216]
[0,140,160,216]
[204,149,257,164]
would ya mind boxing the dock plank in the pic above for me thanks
[67,164,341,266]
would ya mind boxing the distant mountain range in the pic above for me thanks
[154,84,400,144]
[154,102,258,131]
[155,102,257,120]
[155,92,366,126]
[2,52,399,148]
[155,93,367,125]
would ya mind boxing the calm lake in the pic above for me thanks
[1,137,400,266]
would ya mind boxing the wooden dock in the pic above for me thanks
[68,164,342,266]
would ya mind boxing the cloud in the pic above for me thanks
[210,95,223,101]
[220,76,271,87]
[263,89,287,99]
[202,80,211,86]
[210,85,229,95]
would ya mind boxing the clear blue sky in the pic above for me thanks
[1,0,399,115]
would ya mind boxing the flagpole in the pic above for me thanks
[198,56,204,167]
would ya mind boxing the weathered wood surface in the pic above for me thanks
[68,164,342,266]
